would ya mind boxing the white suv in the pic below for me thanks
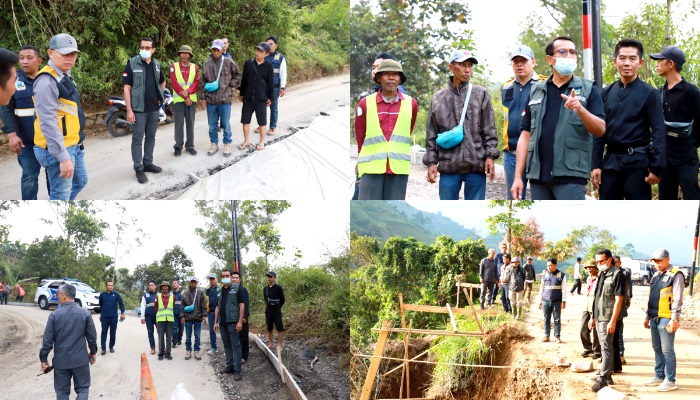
[34,278,101,312]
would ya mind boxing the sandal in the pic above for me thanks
[150,348,156,354]
[268,128,276,135]
[256,143,265,151]
[238,143,250,151]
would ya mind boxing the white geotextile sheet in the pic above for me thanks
[179,106,351,199]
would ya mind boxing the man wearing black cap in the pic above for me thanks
[264,271,285,349]
[512,36,606,200]
[424,49,498,200]
[0,47,18,106]
[355,59,418,200]
[651,46,700,199]
[592,38,666,200]
[238,42,274,152]
[502,45,548,200]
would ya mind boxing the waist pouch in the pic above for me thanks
[203,81,219,92]
[437,83,472,150]
[665,120,693,138]
[184,290,197,313]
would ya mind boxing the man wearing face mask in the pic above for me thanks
[512,36,606,200]
[231,271,250,363]
[213,269,245,380]
[592,39,666,200]
[123,37,167,184]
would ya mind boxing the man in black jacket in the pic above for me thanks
[264,271,285,349]
[232,271,250,363]
[39,283,97,400]
[238,42,274,151]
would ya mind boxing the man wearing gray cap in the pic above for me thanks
[512,36,606,200]
[501,45,547,199]
[644,248,683,392]
[651,46,700,200]
[32,33,87,200]
[424,49,498,200]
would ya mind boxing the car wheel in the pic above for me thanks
[39,296,49,310]
[75,299,82,308]
[94,308,101,313]
[641,276,649,286]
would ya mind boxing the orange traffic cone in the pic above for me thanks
[140,352,158,400]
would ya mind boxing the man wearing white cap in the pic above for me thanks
[644,248,683,392]
[32,33,88,199]
[501,45,547,199]
[423,49,498,200]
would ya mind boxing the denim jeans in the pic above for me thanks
[17,144,42,200]
[542,300,562,338]
[269,86,280,129]
[100,317,118,350]
[185,321,201,351]
[500,283,511,312]
[220,322,242,373]
[207,103,232,144]
[650,317,676,382]
[34,145,87,200]
[504,151,527,200]
[439,172,486,200]
[207,312,218,350]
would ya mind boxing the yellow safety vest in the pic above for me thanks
[156,293,174,322]
[172,63,197,103]
[649,267,681,319]
[357,92,412,177]
[33,65,83,149]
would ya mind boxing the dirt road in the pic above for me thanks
[0,74,349,200]
[517,284,700,399]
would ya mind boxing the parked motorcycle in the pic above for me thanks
[103,88,174,137]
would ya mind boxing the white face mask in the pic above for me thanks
[598,263,610,272]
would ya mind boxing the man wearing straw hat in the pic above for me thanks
[354,59,418,200]
[170,45,200,157]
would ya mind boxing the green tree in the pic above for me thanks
[160,245,195,283]
[485,200,535,250]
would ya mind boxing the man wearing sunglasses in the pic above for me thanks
[512,36,606,200]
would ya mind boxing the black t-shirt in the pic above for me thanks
[660,78,700,164]
[123,59,166,113]
[521,77,605,184]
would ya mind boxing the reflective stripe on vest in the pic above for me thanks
[172,63,197,103]
[542,271,564,302]
[357,93,412,177]
[156,294,174,322]
[648,267,681,319]
[33,65,85,149]
[14,108,35,117]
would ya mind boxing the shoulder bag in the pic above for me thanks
[436,83,472,149]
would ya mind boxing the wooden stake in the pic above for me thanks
[463,287,484,334]
[361,320,393,400]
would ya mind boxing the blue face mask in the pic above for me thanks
[553,57,577,76]
[139,49,152,60]
[221,278,231,285]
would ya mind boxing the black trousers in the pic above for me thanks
[570,278,582,295]
[599,168,651,200]
[580,311,600,355]
[613,320,622,372]
[658,160,700,200]
[239,322,249,361]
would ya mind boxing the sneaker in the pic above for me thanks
[101,349,106,355]
[242,358,247,364]
[187,148,197,156]
[592,353,601,360]
[207,143,219,155]
[165,354,173,360]
[233,372,242,381]
[645,377,664,386]
[185,351,192,360]
[174,148,182,157]
[172,343,177,348]
[581,350,593,357]
[158,355,164,361]
[143,164,162,173]
[221,366,234,374]
[110,348,115,353]
[223,144,232,157]
[194,350,201,360]
[177,341,182,346]
[136,171,148,184]
[207,348,217,354]
[657,379,677,392]
[620,355,626,365]
[591,379,607,393]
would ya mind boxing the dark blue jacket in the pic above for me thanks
[172,289,183,314]
[0,69,37,146]
[265,51,285,87]
[206,284,220,312]
[98,290,125,319]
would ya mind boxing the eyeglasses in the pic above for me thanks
[553,49,578,57]
[595,258,608,265]
[139,46,153,51]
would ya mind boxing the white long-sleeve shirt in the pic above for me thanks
[278,57,287,88]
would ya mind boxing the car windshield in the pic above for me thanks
[73,282,96,292]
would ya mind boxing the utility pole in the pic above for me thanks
[590,0,603,90]
[231,200,243,284]
[582,0,593,80]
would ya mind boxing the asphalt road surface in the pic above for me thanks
[0,74,350,200]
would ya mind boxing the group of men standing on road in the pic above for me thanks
[353,34,700,200]
[37,270,286,399]
[0,32,288,194]
[0,281,24,303]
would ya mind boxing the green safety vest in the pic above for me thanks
[156,293,174,322]
[172,63,197,103]
[525,75,594,181]
[357,92,412,178]
[128,56,165,113]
